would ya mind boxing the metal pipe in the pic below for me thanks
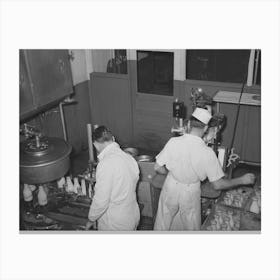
[246,49,255,87]
[229,81,246,152]
[253,50,260,85]
[239,160,261,167]
[87,123,94,163]
[59,102,68,142]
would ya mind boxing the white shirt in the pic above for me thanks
[156,134,224,184]
[88,142,140,230]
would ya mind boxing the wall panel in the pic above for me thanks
[90,73,133,147]
[133,93,173,151]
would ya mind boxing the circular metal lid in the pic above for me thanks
[20,137,72,168]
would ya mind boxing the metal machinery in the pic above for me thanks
[170,88,233,170]
[20,98,98,230]
[20,124,72,184]
[171,98,186,134]
[20,122,98,230]
[19,124,70,229]
[190,87,230,171]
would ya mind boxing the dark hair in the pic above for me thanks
[189,116,208,129]
[92,125,113,143]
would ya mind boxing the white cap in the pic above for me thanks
[192,107,212,125]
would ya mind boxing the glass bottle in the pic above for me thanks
[213,214,220,230]
[66,176,74,193]
[250,197,260,214]
[257,197,261,209]
[57,177,65,189]
[223,196,230,205]
[38,185,48,206]
[73,177,80,194]
[210,220,217,231]
[88,184,92,198]
[220,223,228,231]
[223,217,232,230]
[81,179,87,196]
[23,184,33,202]
[23,184,33,212]
[227,211,234,228]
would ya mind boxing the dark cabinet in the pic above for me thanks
[20,50,73,120]
[20,51,36,115]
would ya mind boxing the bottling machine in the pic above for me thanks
[20,122,97,230]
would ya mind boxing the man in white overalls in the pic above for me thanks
[153,108,255,230]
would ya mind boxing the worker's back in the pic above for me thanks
[97,145,140,230]
[106,148,139,203]
[157,134,213,184]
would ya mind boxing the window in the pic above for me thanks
[92,49,127,74]
[137,50,174,96]
[186,50,251,84]
[107,49,127,74]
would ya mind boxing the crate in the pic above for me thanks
[240,211,261,230]
[201,204,242,231]
[216,186,253,210]
[244,187,261,215]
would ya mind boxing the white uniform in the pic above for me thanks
[154,134,224,230]
[88,142,140,230]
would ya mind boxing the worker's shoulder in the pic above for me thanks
[170,134,204,147]
[166,135,184,145]
[101,151,133,166]
[102,153,120,163]
[200,146,218,162]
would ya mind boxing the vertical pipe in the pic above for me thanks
[87,123,94,162]
[35,135,40,148]
[253,50,260,85]
[59,102,68,141]
[246,49,255,87]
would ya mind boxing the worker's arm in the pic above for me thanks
[87,161,113,223]
[204,148,255,191]
[154,139,173,175]
[211,173,256,190]
[154,162,168,175]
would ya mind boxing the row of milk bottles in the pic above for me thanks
[23,184,48,206]
[57,176,92,197]
[23,177,92,207]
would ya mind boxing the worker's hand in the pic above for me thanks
[85,220,97,230]
[241,173,256,185]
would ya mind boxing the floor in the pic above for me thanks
[71,150,261,231]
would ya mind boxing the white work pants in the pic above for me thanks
[154,174,201,231]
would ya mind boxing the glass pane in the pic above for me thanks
[186,50,250,83]
[137,50,174,96]
[107,49,127,74]
[92,49,127,74]
[92,49,114,72]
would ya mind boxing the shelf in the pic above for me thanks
[213,91,261,106]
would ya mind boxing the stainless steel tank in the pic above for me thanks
[20,136,72,184]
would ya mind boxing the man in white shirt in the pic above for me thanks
[153,108,255,230]
[86,126,140,231]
